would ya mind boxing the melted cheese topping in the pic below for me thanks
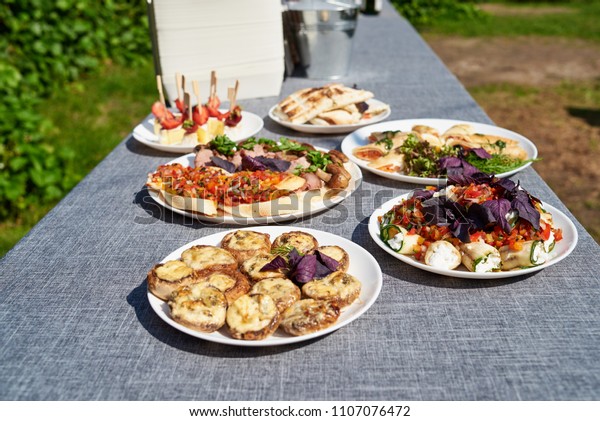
[169,285,227,332]
[201,272,237,292]
[250,277,300,312]
[302,272,361,308]
[155,260,193,282]
[281,299,340,336]
[273,232,317,255]
[226,294,278,334]
[181,246,236,271]
[223,230,269,252]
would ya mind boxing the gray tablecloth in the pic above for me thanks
[1,3,599,400]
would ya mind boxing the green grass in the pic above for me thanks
[44,60,157,173]
[0,60,156,258]
[410,1,600,41]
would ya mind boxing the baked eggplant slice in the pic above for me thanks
[168,284,227,333]
[147,260,198,301]
[226,293,281,340]
[280,299,340,336]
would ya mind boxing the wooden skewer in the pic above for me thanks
[156,75,166,107]
[181,74,186,100]
[210,70,217,101]
[184,92,191,120]
[192,80,201,108]
[229,80,239,112]
[175,72,183,103]
[228,88,234,112]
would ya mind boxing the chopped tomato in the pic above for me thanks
[151,101,175,121]
[174,98,185,113]
[207,96,220,110]
[160,116,183,130]
[193,105,209,126]
[224,106,242,127]
[539,222,552,241]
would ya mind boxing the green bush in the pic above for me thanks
[0,0,151,219]
[391,0,483,27]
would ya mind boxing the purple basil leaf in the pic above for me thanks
[482,198,512,233]
[438,156,463,170]
[511,189,540,230]
[255,156,291,172]
[293,255,317,283]
[493,177,516,193]
[314,260,332,279]
[470,147,492,159]
[288,248,302,268]
[260,255,287,272]
[451,220,471,243]
[421,196,451,225]
[241,154,267,171]
[460,161,483,177]
[448,171,493,186]
[208,156,236,173]
[412,189,435,201]
[467,202,495,230]
[315,251,339,272]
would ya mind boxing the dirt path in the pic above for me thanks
[424,34,600,241]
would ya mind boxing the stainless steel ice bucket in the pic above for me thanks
[284,0,358,79]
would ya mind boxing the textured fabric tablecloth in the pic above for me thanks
[1,3,599,400]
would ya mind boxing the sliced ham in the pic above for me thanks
[301,172,322,190]
[286,156,310,173]
[194,148,214,167]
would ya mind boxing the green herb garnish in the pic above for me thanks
[271,245,296,256]
[238,137,277,150]
[466,154,540,174]
[375,137,394,151]
[398,133,458,177]
[210,135,237,156]
[271,137,308,153]
[294,150,332,175]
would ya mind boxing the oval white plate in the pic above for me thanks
[368,194,578,279]
[132,110,264,153]
[147,226,383,346]
[146,151,362,225]
[341,118,538,185]
[268,99,391,134]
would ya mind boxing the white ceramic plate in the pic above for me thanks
[132,110,264,153]
[341,118,538,185]
[147,226,383,346]
[268,99,391,134]
[146,151,362,225]
[369,194,578,279]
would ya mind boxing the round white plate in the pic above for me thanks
[147,226,383,346]
[268,99,391,134]
[132,110,264,153]
[146,152,362,225]
[341,118,538,185]
[368,194,578,279]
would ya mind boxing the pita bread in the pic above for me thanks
[274,84,375,125]
[274,87,334,124]
[309,104,362,126]
[326,84,373,109]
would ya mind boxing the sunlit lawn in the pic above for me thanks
[0,60,156,257]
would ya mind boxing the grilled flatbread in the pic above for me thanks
[309,104,362,126]
[274,84,374,125]
[273,86,334,124]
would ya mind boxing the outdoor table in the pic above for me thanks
[1,2,598,401]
